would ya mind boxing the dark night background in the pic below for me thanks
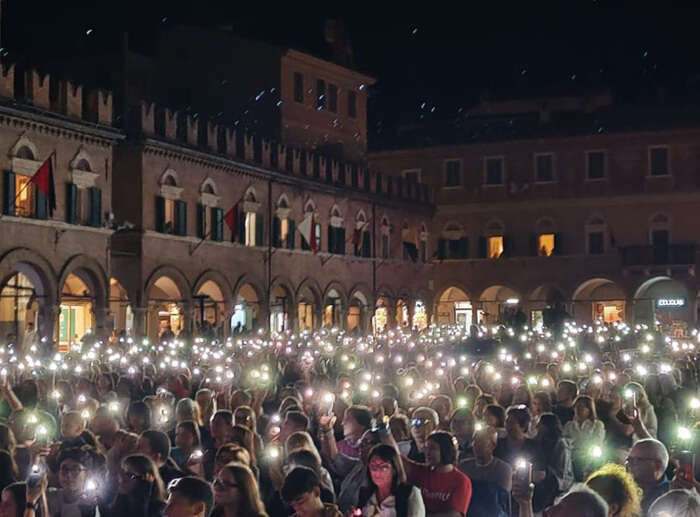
[4,2,700,148]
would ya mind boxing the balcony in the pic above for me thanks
[621,244,696,267]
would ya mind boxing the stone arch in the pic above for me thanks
[277,193,290,209]
[0,247,58,341]
[244,186,258,203]
[634,276,691,326]
[159,168,179,186]
[479,284,522,326]
[347,284,371,332]
[572,277,627,323]
[296,277,323,330]
[434,285,472,327]
[58,254,109,310]
[144,265,192,302]
[69,148,95,173]
[193,270,233,305]
[199,177,218,196]
[193,270,232,335]
[322,281,347,328]
[9,135,39,160]
[269,275,296,332]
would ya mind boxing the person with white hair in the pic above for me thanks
[625,438,671,515]
[647,489,700,517]
[514,481,609,517]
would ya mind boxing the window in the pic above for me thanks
[328,84,338,112]
[488,236,504,258]
[280,218,289,244]
[535,154,554,182]
[588,232,604,254]
[445,160,461,187]
[402,169,421,184]
[485,157,504,185]
[15,174,34,217]
[381,234,390,259]
[348,91,357,118]
[650,147,669,176]
[316,79,326,110]
[294,73,304,103]
[587,151,606,180]
[164,199,175,233]
[538,233,555,256]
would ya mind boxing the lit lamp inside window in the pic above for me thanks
[245,212,256,246]
[164,199,175,233]
[538,233,555,256]
[16,175,33,216]
[488,236,504,258]
[280,218,289,243]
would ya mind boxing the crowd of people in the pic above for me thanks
[0,319,697,517]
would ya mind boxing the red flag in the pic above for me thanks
[223,204,237,233]
[30,153,56,217]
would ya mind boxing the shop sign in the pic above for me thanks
[656,298,686,308]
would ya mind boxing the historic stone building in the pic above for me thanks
[369,95,700,334]
[2,33,700,348]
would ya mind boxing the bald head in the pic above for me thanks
[627,439,669,488]
[472,425,498,462]
[546,484,609,517]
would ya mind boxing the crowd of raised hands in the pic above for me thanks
[0,320,697,517]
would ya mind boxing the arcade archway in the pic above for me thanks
[147,275,186,341]
[479,285,522,326]
[435,286,472,327]
[231,283,260,333]
[58,273,95,349]
[109,278,132,337]
[634,276,691,334]
[572,278,626,323]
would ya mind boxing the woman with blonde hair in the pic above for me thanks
[211,462,268,517]
[586,462,643,517]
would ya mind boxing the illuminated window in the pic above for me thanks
[245,211,256,246]
[15,175,34,217]
[538,233,555,256]
[164,199,175,234]
[488,236,504,258]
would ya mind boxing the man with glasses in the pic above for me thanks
[408,407,439,462]
[625,438,670,515]
[164,476,214,517]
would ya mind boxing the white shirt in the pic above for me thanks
[362,486,425,517]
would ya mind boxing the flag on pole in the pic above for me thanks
[402,226,419,262]
[30,153,56,217]
[298,212,317,254]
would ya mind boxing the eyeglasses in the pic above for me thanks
[119,469,142,481]
[369,463,392,472]
[214,478,239,489]
[410,418,431,427]
[60,466,86,476]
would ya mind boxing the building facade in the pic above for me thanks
[3,41,700,348]
[369,98,700,334]
[0,59,433,346]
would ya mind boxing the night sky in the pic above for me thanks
[4,3,700,147]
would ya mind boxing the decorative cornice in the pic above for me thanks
[0,103,123,147]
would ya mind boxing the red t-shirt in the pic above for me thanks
[406,462,472,515]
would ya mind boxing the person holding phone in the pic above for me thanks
[109,454,166,517]
[46,446,107,517]
[170,421,201,472]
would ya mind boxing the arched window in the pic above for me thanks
[585,214,608,255]
[243,187,263,247]
[438,221,468,260]
[7,139,42,218]
[328,205,345,255]
[300,199,321,252]
[354,210,371,257]
[274,194,293,249]
[156,169,184,235]
[16,146,35,160]
[197,179,222,241]
[401,221,419,262]
[380,216,391,259]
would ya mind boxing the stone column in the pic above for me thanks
[38,304,59,353]
[131,307,147,337]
